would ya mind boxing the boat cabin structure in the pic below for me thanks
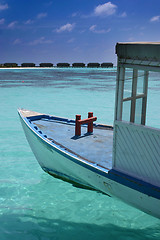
[114,42,160,188]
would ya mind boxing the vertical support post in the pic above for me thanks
[114,65,120,121]
[116,66,125,121]
[141,71,149,125]
[88,112,93,133]
[75,115,81,136]
[113,64,125,168]
[130,69,138,123]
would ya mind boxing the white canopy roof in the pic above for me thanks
[116,42,160,61]
[116,42,160,71]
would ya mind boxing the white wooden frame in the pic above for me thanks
[115,66,149,125]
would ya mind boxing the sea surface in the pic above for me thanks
[0,67,160,240]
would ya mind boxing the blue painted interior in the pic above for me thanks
[31,117,113,170]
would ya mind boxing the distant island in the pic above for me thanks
[0,62,114,68]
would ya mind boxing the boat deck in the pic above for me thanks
[33,117,113,170]
[19,109,113,170]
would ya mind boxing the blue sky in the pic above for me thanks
[0,0,160,65]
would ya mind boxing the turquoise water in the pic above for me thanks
[0,67,160,240]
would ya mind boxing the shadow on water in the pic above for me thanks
[0,213,160,240]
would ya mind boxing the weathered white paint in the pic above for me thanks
[113,120,160,187]
[116,67,125,121]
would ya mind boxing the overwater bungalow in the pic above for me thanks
[101,62,113,68]
[57,63,70,67]
[39,63,53,67]
[4,63,18,67]
[72,63,85,68]
[87,63,100,68]
[21,63,36,67]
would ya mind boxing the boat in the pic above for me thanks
[18,42,160,219]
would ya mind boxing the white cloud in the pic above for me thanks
[8,21,17,29]
[25,19,34,24]
[89,24,111,34]
[45,1,53,7]
[0,3,8,10]
[128,37,134,41]
[37,12,47,19]
[150,15,160,22]
[68,38,75,43]
[79,29,86,33]
[72,12,81,18]
[94,2,117,17]
[72,12,77,17]
[120,12,127,18]
[0,18,5,24]
[56,23,75,33]
[13,39,21,45]
[29,37,53,45]
[90,25,96,31]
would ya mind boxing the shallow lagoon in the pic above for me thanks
[0,67,160,240]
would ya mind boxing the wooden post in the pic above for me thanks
[75,115,81,136]
[130,69,138,123]
[141,71,149,125]
[116,67,125,121]
[88,112,93,133]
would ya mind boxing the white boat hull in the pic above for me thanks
[19,110,160,219]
